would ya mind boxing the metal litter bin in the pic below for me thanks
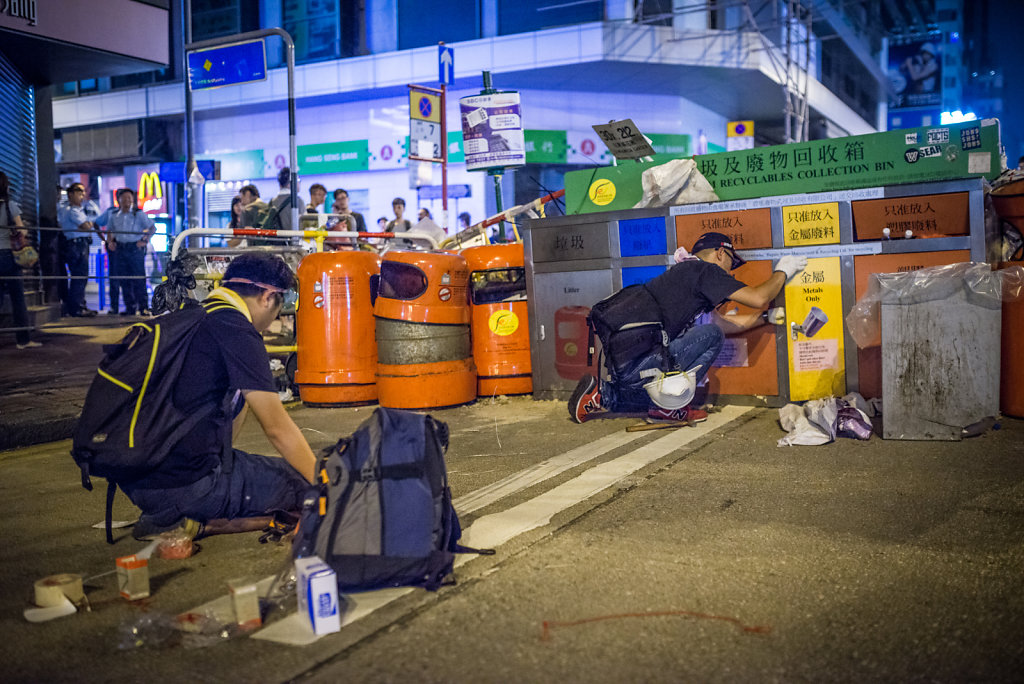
[879,263,1001,440]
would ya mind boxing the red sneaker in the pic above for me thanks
[646,405,709,424]
[568,374,603,423]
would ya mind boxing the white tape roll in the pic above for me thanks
[34,574,84,608]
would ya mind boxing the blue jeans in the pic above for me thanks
[602,323,724,412]
[0,249,30,345]
[122,449,311,526]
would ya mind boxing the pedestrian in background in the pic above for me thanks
[227,195,247,248]
[331,188,366,231]
[95,188,155,315]
[0,170,41,348]
[57,182,100,317]
[386,197,411,233]
[307,183,327,213]
[458,212,471,230]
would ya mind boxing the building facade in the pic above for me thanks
[50,1,916,233]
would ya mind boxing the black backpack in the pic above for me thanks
[71,298,241,542]
[586,283,676,385]
[292,407,492,592]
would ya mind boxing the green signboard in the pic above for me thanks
[297,140,369,174]
[565,120,1003,214]
[647,133,691,161]
[525,129,568,164]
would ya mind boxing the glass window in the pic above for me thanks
[499,0,601,35]
[397,0,479,50]
[284,0,342,64]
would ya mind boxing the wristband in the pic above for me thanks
[760,310,770,323]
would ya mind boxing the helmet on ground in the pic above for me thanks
[643,366,701,410]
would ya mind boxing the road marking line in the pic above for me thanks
[251,405,752,645]
[454,429,648,514]
[459,406,751,553]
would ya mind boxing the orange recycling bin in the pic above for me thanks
[294,251,381,406]
[462,243,532,396]
[374,250,476,409]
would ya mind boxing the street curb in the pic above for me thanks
[0,417,77,453]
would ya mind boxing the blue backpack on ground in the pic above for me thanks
[292,407,493,592]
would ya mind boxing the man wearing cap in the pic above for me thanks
[569,232,807,424]
[119,253,316,541]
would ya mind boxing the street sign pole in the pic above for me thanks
[184,0,196,247]
[441,81,448,231]
[186,28,297,237]
[438,43,451,231]
[481,71,506,242]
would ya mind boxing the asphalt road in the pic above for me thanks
[1,398,1022,683]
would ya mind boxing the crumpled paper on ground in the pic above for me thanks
[777,393,876,446]
[633,158,719,209]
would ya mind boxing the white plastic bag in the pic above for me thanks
[633,159,719,209]
[777,403,831,446]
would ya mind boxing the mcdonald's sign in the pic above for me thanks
[137,170,165,213]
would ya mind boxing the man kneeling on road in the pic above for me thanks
[124,254,315,540]
[569,232,807,425]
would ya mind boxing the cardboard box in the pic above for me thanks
[295,557,342,635]
[115,555,150,601]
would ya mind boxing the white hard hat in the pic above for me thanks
[643,367,701,410]
[919,42,936,56]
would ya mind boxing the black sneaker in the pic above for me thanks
[568,373,603,423]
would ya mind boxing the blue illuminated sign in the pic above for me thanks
[621,265,667,287]
[618,216,667,257]
[188,40,267,91]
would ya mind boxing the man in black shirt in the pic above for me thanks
[570,232,806,424]
[123,254,316,540]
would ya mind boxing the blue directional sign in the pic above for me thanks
[438,45,455,86]
[188,39,267,91]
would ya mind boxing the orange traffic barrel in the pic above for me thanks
[294,250,381,406]
[554,305,594,381]
[462,243,532,396]
[1000,262,1024,417]
[374,250,476,409]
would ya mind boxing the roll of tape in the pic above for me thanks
[34,574,84,608]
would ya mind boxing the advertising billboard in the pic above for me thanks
[459,91,525,172]
[888,39,942,110]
